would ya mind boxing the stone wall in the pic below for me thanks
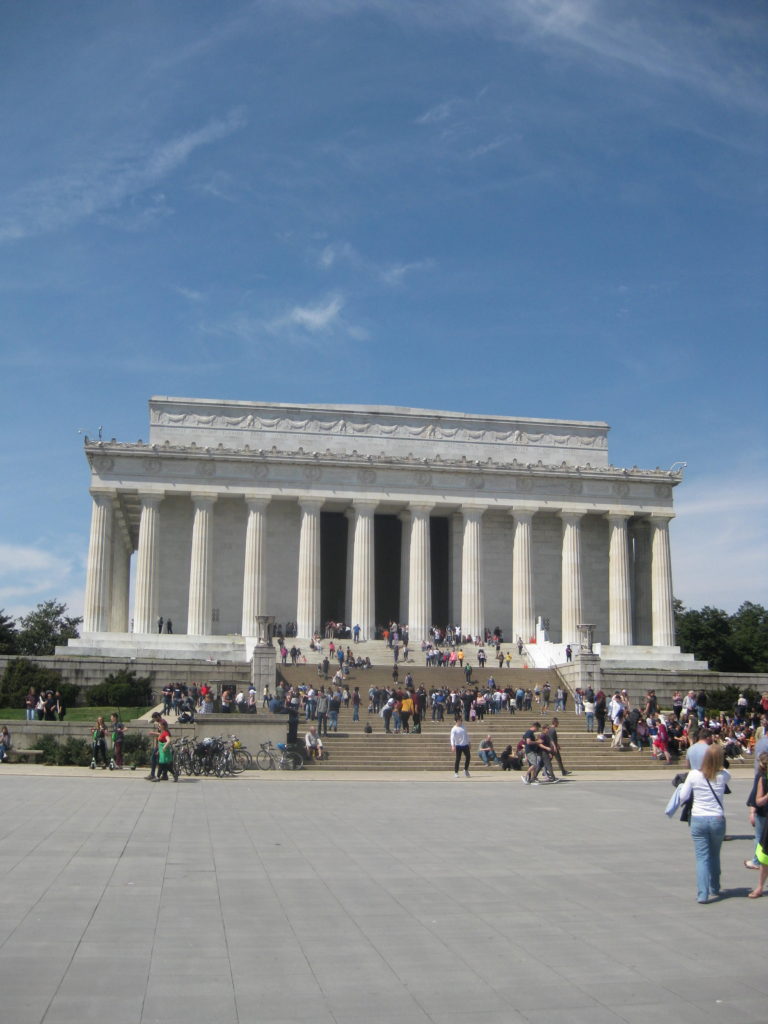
[558,662,768,707]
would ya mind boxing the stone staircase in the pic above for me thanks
[277,663,679,773]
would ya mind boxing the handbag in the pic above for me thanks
[680,795,694,823]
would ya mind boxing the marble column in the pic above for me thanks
[133,493,163,634]
[344,508,355,625]
[109,535,131,633]
[608,512,633,646]
[187,494,217,636]
[560,510,584,644]
[83,490,114,633]
[511,509,535,644]
[241,496,270,635]
[450,512,462,627]
[460,506,485,640]
[407,503,433,645]
[398,511,410,624]
[350,500,377,640]
[296,498,322,638]
[651,514,675,646]
[632,518,652,645]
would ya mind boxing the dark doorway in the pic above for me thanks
[320,512,347,625]
[374,514,401,629]
[430,516,449,628]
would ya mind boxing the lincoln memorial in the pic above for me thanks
[70,396,688,665]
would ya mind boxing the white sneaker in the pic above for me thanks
[454,772,459,778]
[521,774,529,784]
[464,769,470,777]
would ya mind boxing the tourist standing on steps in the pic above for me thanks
[677,744,729,904]
[450,715,471,777]
[594,689,607,740]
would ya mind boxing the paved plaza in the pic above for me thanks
[0,767,764,1024]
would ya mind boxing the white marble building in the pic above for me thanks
[72,396,687,663]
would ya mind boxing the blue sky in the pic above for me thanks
[1,0,766,620]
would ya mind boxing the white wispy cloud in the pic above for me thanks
[281,294,345,332]
[317,242,358,269]
[415,100,459,125]
[204,293,369,348]
[316,240,434,287]
[673,471,768,612]
[0,543,81,617]
[274,1,766,113]
[174,286,206,303]
[379,259,435,286]
[0,109,247,243]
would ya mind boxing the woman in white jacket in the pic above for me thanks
[678,744,729,904]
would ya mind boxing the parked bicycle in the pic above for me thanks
[256,739,303,770]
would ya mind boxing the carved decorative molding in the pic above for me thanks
[151,408,608,449]
[86,441,683,484]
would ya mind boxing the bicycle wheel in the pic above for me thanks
[213,753,228,777]
[282,751,303,770]
[231,749,251,773]
[256,749,274,770]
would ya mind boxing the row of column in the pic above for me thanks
[83,491,675,647]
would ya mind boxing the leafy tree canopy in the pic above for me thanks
[675,600,768,673]
[0,609,19,655]
[15,600,81,657]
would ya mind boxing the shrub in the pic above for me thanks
[58,683,81,707]
[0,658,62,708]
[37,735,91,766]
[704,684,762,716]
[86,669,152,707]
[123,732,151,767]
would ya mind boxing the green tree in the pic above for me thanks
[0,658,63,708]
[86,669,152,708]
[730,602,768,673]
[0,609,19,655]
[15,600,81,656]
[675,604,740,672]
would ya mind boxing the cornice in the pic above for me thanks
[84,440,683,485]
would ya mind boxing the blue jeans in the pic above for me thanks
[690,816,725,902]
[328,710,338,731]
[749,814,765,867]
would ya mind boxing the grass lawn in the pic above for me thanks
[0,707,153,722]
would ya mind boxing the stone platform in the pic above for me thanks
[0,769,763,1024]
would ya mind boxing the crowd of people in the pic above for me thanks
[23,687,68,721]
[574,684,766,764]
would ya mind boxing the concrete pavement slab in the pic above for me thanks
[0,769,765,1024]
